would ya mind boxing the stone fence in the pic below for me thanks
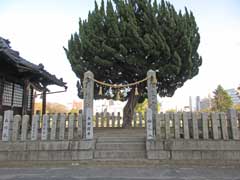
[95,112,146,128]
[0,109,240,161]
[156,109,240,140]
[0,109,240,141]
[0,111,146,142]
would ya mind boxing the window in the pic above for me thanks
[13,83,23,107]
[2,81,13,106]
[2,81,23,108]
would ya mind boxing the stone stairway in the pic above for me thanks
[94,136,146,159]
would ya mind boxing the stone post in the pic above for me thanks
[83,71,94,140]
[146,108,154,140]
[12,115,21,141]
[2,110,14,141]
[147,70,158,136]
[192,112,199,139]
[68,113,75,140]
[77,113,83,139]
[0,115,3,140]
[50,113,58,140]
[31,114,40,141]
[41,114,49,140]
[21,115,29,141]
[220,112,228,140]
[202,112,209,139]
[211,112,219,140]
[228,109,239,140]
[183,112,190,139]
[165,113,170,139]
[59,113,66,140]
[174,112,180,139]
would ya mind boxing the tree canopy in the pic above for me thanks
[212,85,233,112]
[65,0,202,100]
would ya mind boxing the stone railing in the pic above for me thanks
[0,110,83,142]
[147,109,240,160]
[0,111,146,142]
[155,109,240,140]
[1,109,240,141]
[94,112,146,128]
[1,109,240,161]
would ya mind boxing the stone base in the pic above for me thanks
[0,140,94,161]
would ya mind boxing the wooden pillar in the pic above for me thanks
[0,77,4,114]
[147,70,158,136]
[42,87,47,115]
[22,80,29,115]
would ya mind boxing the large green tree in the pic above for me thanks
[64,0,202,127]
[212,85,233,112]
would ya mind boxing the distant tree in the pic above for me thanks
[135,98,160,114]
[34,102,69,114]
[166,108,176,113]
[233,104,240,111]
[34,102,42,114]
[212,85,233,112]
[65,0,202,127]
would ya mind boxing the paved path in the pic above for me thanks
[0,165,240,180]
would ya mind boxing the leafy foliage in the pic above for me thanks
[212,85,233,112]
[64,0,202,101]
[135,98,160,114]
[34,102,69,114]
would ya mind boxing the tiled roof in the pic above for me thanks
[0,37,66,88]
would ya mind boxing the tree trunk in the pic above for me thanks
[122,88,139,128]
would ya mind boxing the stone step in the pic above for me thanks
[97,137,145,143]
[94,150,146,159]
[96,142,145,150]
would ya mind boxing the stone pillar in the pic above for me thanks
[31,114,40,140]
[183,112,190,139]
[83,71,94,140]
[202,112,209,139]
[220,112,228,140]
[174,113,180,139]
[50,113,58,140]
[68,113,75,140]
[211,112,219,140]
[21,115,29,141]
[0,115,3,140]
[146,108,154,140]
[147,70,158,136]
[192,112,199,139]
[59,113,66,140]
[41,114,49,140]
[165,112,170,139]
[228,109,239,140]
[2,110,14,141]
[155,113,161,138]
[85,108,93,139]
[139,112,143,128]
[117,112,121,128]
[77,113,83,139]
[12,115,21,141]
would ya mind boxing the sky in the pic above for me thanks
[0,0,240,111]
